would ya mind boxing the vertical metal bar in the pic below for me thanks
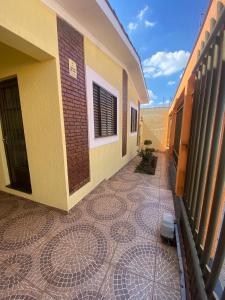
[194,41,221,232]
[185,69,202,211]
[187,64,206,215]
[206,180,225,295]
[180,199,208,300]
[189,55,211,220]
[200,30,225,266]
[202,131,225,267]
[191,50,214,225]
[198,31,225,250]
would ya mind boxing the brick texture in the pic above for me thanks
[122,70,128,157]
[57,18,90,194]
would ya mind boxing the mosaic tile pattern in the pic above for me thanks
[0,152,181,299]
[153,282,181,299]
[86,193,127,221]
[0,198,19,221]
[100,265,154,300]
[110,221,136,243]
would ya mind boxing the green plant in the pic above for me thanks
[137,139,155,162]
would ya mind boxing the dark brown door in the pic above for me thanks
[0,78,31,193]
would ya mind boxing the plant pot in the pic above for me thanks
[135,155,158,175]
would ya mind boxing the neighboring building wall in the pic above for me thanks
[69,37,139,209]
[141,107,169,152]
[57,18,90,194]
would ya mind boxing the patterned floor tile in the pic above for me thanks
[0,278,46,299]
[107,180,138,193]
[89,222,118,263]
[153,282,181,299]
[0,152,180,299]
[0,208,58,256]
[111,236,157,280]
[109,220,137,244]
[128,203,160,241]
[122,187,159,211]
[84,193,130,224]
[0,197,20,226]
[30,222,110,289]
[159,189,173,202]
[155,243,180,290]
[45,258,110,299]
[99,264,154,300]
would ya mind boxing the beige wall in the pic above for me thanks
[141,107,169,152]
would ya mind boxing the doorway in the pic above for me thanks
[0,78,31,193]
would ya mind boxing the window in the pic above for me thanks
[131,107,137,132]
[93,83,117,138]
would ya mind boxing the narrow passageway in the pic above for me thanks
[0,153,181,299]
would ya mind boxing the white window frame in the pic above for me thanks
[129,102,138,136]
[86,65,119,149]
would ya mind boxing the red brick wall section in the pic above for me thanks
[57,17,90,194]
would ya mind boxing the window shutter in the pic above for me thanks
[93,83,117,138]
[93,83,101,138]
[100,87,108,137]
[131,107,137,132]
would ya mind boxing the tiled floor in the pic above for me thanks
[0,153,181,299]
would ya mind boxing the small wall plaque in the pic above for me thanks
[69,59,77,79]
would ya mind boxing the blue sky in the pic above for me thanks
[109,0,209,107]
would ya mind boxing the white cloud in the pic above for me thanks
[165,100,170,104]
[148,89,157,100]
[137,6,149,21]
[168,81,176,86]
[127,22,138,32]
[142,50,190,78]
[145,20,155,28]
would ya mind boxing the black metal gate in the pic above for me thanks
[178,7,225,300]
[0,78,31,193]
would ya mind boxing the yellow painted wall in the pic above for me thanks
[69,37,139,209]
[0,0,142,211]
[0,0,58,60]
[0,43,68,210]
[141,107,169,152]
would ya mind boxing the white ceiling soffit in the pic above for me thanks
[42,0,149,104]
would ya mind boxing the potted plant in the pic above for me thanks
[136,140,157,175]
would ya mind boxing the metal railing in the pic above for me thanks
[178,7,225,299]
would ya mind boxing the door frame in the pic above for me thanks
[0,77,32,194]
